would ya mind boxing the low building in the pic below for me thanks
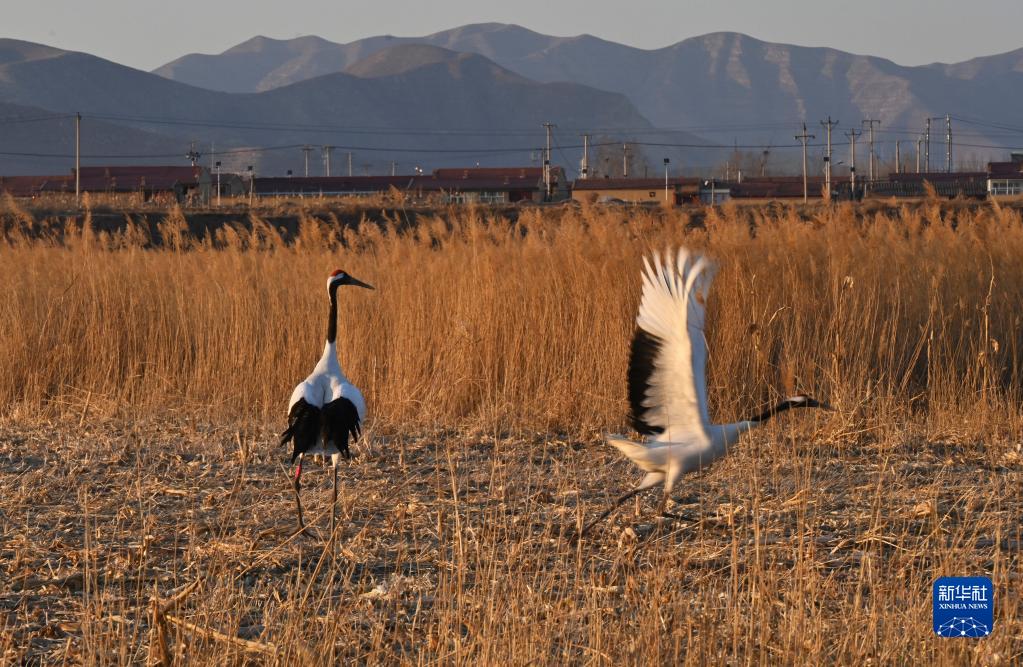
[211,171,247,199]
[727,176,851,202]
[18,165,213,204]
[869,172,988,199]
[0,175,55,198]
[253,176,415,198]
[701,179,736,204]
[572,177,700,205]
[424,166,566,203]
[252,167,567,204]
[83,166,211,203]
[987,159,1023,198]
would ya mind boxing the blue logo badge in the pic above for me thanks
[933,577,993,637]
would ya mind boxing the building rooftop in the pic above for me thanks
[987,162,1023,178]
[572,177,701,190]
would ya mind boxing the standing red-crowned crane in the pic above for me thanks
[280,269,373,537]
[578,248,830,537]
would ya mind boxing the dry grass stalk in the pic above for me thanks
[0,201,1020,664]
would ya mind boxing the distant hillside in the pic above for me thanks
[345,44,472,78]
[0,101,193,176]
[0,38,67,65]
[152,23,1023,162]
[0,39,664,175]
[152,24,606,94]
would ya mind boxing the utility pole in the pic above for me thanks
[347,152,354,177]
[925,118,931,172]
[185,142,201,167]
[391,161,397,176]
[946,114,953,172]
[663,157,670,203]
[895,140,901,174]
[862,119,880,181]
[622,143,630,177]
[820,116,838,195]
[301,145,313,177]
[760,149,769,177]
[794,123,816,203]
[916,135,923,173]
[542,122,555,198]
[580,133,590,179]
[846,128,862,199]
[74,112,81,206]
[322,145,334,177]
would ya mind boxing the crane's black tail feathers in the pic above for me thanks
[281,398,321,464]
[322,397,361,460]
[281,397,361,463]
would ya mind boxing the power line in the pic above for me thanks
[950,115,1023,134]
[75,111,824,137]
[0,113,75,125]
[552,132,579,179]
[0,144,308,159]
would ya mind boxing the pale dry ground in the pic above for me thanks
[1,199,1022,664]
[1,415,1020,665]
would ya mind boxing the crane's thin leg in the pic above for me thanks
[576,487,646,539]
[330,461,338,541]
[290,463,306,535]
[656,493,682,521]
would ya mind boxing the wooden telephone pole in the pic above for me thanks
[795,123,816,203]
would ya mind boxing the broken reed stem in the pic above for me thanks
[163,614,277,656]
[148,579,200,666]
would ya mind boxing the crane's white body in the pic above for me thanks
[577,249,825,537]
[610,249,756,497]
[288,340,366,460]
[281,268,373,538]
[607,423,752,496]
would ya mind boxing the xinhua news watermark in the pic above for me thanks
[933,577,993,637]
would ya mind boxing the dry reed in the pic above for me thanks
[0,200,1020,664]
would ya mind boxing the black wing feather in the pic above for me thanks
[321,397,361,460]
[280,398,322,463]
[627,328,666,436]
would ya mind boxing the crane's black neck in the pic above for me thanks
[745,397,814,423]
[326,284,339,344]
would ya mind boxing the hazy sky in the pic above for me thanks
[6,0,1022,71]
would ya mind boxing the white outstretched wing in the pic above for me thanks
[628,248,714,439]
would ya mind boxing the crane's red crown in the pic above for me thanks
[329,269,345,277]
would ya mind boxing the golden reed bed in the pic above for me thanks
[4,198,1023,427]
[0,198,1020,664]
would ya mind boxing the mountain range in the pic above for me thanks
[0,24,1021,176]
[0,36,665,176]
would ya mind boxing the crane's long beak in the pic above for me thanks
[347,276,374,290]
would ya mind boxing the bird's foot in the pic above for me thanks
[288,524,321,541]
[567,521,598,544]
[669,493,700,507]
